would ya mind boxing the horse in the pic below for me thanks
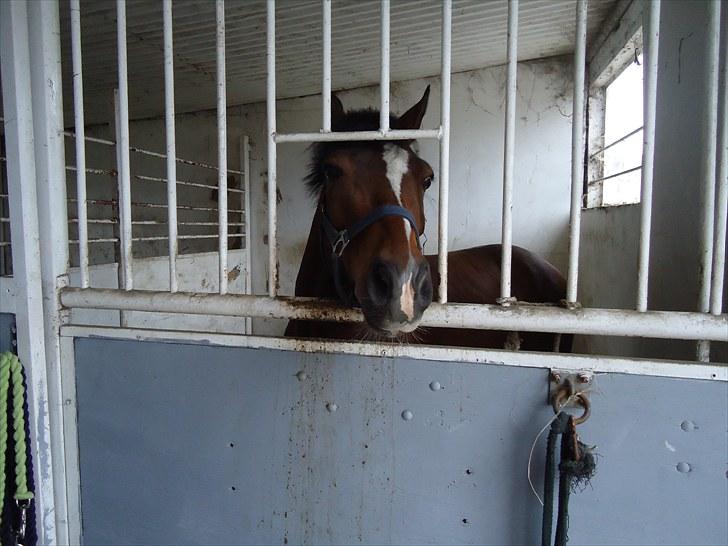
[285,87,571,352]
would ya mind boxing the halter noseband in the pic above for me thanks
[319,203,422,307]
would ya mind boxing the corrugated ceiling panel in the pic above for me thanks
[58,0,618,125]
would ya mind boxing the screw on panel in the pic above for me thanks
[577,372,592,383]
[429,381,442,391]
[295,370,307,381]
[676,462,692,473]
[401,410,413,421]
[680,420,697,432]
[326,402,337,412]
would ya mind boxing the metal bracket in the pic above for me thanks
[549,369,593,408]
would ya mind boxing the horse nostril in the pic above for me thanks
[367,261,395,305]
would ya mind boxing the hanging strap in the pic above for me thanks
[0,352,34,543]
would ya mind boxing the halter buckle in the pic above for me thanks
[332,232,350,257]
[14,498,31,546]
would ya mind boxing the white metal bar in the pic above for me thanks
[566,0,588,304]
[27,0,72,540]
[70,0,89,288]
[69,234,246,244]
[0,1,57,541]
[438,0,452,304]
[163,0,178,293]
[500,0,518,302]
[380,0,390,131]
[61,325,728,382]
[636,0,660,312]
[67,198,244,214]
[322,0,332,132]
[267,0,278,297]
[217,0,228,295]
[697,0,722,361]
[116,0,133,290]
[243,134,253,334]
[59,288,728,343]
[711,20,728,316]
[275,128,441,143]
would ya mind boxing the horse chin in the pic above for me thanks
[370,319,421,338]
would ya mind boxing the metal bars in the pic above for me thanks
[438,0,452,303]
[499,0,518,303]
[696,0,722,361]
[116,0,133,290]
[267,0,278,297]
[380,0,390,132]
[70,0,89,287]
[163,0,178,292]
[322,0,332,132]
[565,0,588,304]
[216,0,228,294]
[711,22,728,316]
[636,0,660,311]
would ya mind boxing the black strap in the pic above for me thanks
[319,203,420,257]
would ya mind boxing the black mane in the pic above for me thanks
[305,108,400,198]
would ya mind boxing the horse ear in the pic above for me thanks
[331,94,345,127]
[393,85,430,130]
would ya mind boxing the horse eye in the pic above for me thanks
[423,175,434,190]
[323,163,343,182]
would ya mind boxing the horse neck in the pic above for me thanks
[293,207,339,299]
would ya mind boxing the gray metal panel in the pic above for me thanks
[0,313,15,353]
[74,338,728,545]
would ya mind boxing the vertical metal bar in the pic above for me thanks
[70,0,89,288]
[267,0,278,297]
[566,0,588,304]
[59,335,82,544]
[438,0,452,303]
[710,22,727,316]
[242,134,253,334]
[322,0,332,132]
[499,0,518,303]
[163,0,178,293]
[0,1,56,541]
[380,0,390,132]
[697,0,722,361]
[116,0,133,290]
[217,0,228,295]
[113,88,129,324]
[28,0,71,540]
[636,0,660,312]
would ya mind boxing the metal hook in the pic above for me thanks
[551,385,591,425]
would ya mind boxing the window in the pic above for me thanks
[586,31,644,208]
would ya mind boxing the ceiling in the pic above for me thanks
[58,0,618,126]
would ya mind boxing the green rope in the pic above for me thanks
[0,352,34,530]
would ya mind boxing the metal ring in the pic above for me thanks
[551,388,590,425]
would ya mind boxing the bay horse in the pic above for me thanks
[285,87,570,352]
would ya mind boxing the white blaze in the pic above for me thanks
[400,272,415,320]
[382,143,412,239]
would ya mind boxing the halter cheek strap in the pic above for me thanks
[319,203,422,307]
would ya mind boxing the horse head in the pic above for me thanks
[306,87,435,336]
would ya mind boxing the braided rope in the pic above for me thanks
[0,352,34,529]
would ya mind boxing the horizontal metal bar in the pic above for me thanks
[67,198,244,214]
[64,166,243,193]
[68,233,246,244]
[69,219,244,227]
[590,126,643,158]
[275,128,442,143]
[59,288,728,343]
[60,325,728,382]
[591,165,642,184]
[62,130,244,175]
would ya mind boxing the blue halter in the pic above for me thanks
[318,203,422,306]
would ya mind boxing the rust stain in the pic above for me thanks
[227,264,241,282]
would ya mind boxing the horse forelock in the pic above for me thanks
[305,108,406,199]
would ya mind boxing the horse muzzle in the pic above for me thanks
[360,257,433,335]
